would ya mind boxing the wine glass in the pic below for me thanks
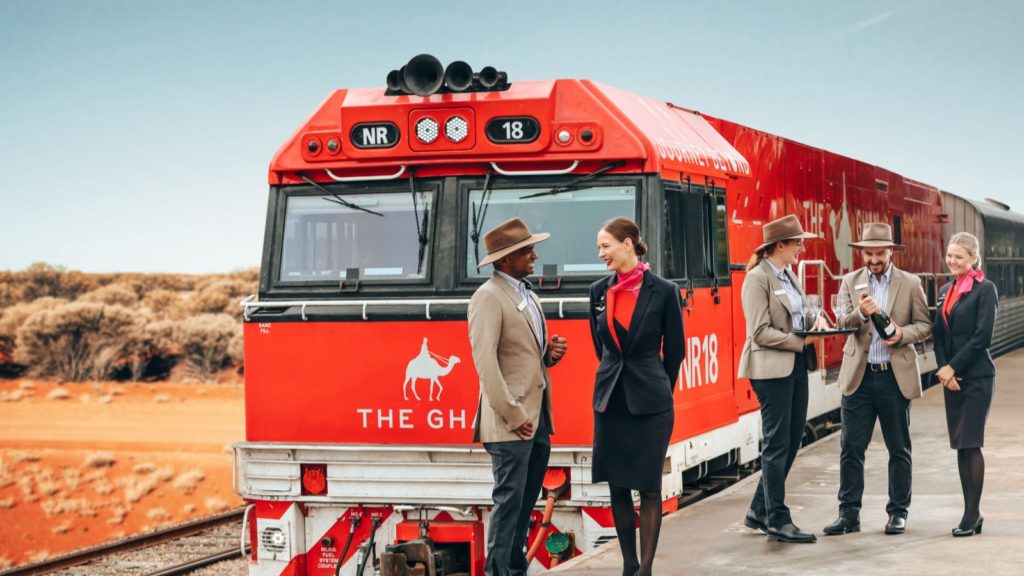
[803,295,822,330]
[830,294,844,323]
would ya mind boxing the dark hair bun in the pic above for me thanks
[635,239,648,256]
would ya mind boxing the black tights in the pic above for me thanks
[956,448,985,528]
[609,484,662,576]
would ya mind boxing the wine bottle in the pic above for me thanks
[870,310,897,340]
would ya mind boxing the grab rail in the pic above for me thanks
[240,295,588,321]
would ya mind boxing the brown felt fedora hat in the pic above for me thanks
[477,217,550,268]
[755,214,817,254]
[849,222,905,250]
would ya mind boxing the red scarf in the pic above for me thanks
[942,268,985,322]
[606,262,650,350]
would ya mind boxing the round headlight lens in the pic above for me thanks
[416,118,439,144]
[445,116,469,143]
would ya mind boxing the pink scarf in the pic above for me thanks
[606,262,650,350]
[943,267,985,322]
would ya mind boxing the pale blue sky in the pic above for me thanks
[1,0,1021,273]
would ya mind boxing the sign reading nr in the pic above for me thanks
[350,122,400,148]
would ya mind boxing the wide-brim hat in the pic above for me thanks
[477,217,550,268]
[849,222,905,250]
[755,214,817,253]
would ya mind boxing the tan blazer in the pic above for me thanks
[836,266,932,399]
[738,259,809,380]
[468,274,558,443]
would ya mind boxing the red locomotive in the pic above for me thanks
[234,54,1019,575]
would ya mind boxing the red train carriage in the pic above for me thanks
[234,55,944,575]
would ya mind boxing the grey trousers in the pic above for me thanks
[482,414,551,576]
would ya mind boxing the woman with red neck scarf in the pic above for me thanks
[588,216,684,576]
[934,231,998,537]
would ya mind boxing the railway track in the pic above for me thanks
[0,508,247,576]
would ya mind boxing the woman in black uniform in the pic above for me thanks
[588,217,684,576]
[934,231,998,537]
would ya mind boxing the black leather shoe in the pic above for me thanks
[743,509,768,533]
[885,515,906,534]
[823,516,861,535]
[767,523,817,543]
[952,516,983,537]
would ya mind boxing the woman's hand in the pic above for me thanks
[812,315,832,332]
[937,365,959,391]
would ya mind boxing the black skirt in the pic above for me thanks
[591,375,674,493]
[943,376,994,449]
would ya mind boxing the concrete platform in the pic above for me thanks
[549,349,1024,576]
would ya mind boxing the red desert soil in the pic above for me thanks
[0,378,245,568]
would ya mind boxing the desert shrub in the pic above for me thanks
[173,314,239,381]
[141,289,187,319]
[0,298,69,354]
[15,302,138,382]
[78,283,140,307]
[189,279,253,315]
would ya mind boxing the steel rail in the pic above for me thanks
[144,545,250,576]
[0,508,245,576]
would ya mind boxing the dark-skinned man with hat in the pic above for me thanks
[468,217,568,576]
[823,222,932,536]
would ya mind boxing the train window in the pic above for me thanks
[663,181,727,284]
[893,215,902,246]
[463,185,636,278]
[278,189,435,282]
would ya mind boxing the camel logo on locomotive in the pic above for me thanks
[355,337,469,433]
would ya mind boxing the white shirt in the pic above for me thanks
[495,270,546,354]
[858,264,893,364]
[766,259,805,331]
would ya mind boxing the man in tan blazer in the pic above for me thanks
[468,217,567,576]
[824,223,932,537]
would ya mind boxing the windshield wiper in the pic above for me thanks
[409,170,429,274]
[470,170,494,266]
[518,160,626,199]
[298,173,384,217]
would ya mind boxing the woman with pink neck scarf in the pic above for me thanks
[934,232,998,537]
[588,216,684,576]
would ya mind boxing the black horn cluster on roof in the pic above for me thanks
[385,54,510,97]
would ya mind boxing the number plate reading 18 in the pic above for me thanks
[485,117,541,144]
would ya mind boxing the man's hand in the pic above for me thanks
[859,292,879,316]
[513,419,534,440]
[883,324,903,347]
[549,334,568,361]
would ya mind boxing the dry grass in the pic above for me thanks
[0,497,15,509]
[0,556,13,569]
[92,477,114,495]
[46,387,71,400]
[146,507,170,521]
[84,452,116,468]
[28,550,51,563]
[17,476,34,500]
[181,503,196,514]
[98,394,113,404]
[52,520,72,535]
[153,466,175,482]
[133,463,157,475]
[172,469,205,493]
[0,389,25,402]
[61,467,81,491]
[117,474,158,503]
[153,393,171,403]
[8,450,40,464]
[36,478,60,497]
[19,380,36,390]
[204,497,229,513]
[40,497,91,517]
[107,506,128,525]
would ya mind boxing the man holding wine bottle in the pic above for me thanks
[824,222,932,536]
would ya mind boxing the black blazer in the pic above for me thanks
[934,277,998,378]
[588,271,685,415]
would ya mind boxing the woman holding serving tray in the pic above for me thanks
[737,214,835,543]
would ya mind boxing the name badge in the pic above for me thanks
[855,283,869,290]
[517,299,529,311]
[773,289,787,296]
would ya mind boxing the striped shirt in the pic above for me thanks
[495,270,546,355]
[858,264,892,364]
[766,260,805,331]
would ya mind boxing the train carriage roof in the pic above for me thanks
[269,80,751,184]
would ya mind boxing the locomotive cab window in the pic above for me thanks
[276,184,437,284]
[663,180,728,286]
[462,182,637,279]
